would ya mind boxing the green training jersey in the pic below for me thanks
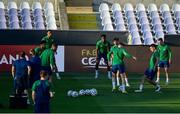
[32,80,51,91]
[157,44,172,61]
[41,36,54,49]
[35,47,44,56]
[96,40,110,54]
[148,50,159,70]
[108,46,133,65]
[40,49,55,67]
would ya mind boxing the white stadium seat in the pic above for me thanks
[47,22,57,30]
[32,2,42,10]
[103,24,114,31]
[44,2,54,11]
[100,10,110,19]
[172,3,180,12]
[101,17,112,26]
[111,3,121,13]
[160,4,170,12]
[0,1,5,9]
[135,3,146,12]
[124,3,134,12]
[7,1,17,10]
[147,4,158,12]
[99,3,109,12]
[20,1,30,10]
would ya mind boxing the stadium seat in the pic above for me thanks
[32,2,42,10]
[129,24,138,32]
[155,31,164,39]
[114,17,124,25]
[137,11,147,19]
[0,8,5,16]
[44,2,54,11]
[124,3,134,12]
[125,11,135,18]
[21,9,30,16]
[103,24,114,31]
[34,16,44,23]
[46,16,56,24]
[143,31,153,39]
[131,31,141,39]
[162,11,172,19]
[115,24,126,31]
[147,4,158,12]
[152,17,162,25]
[160,4,170,13]
[7,1,17,10]
[35,22,45,30]
[0,15,6,22]
[0,1,5,9]
[164,17,174,25]
[9,15,19,23]
[144,38,154,45]
[135,3,146,12]
[34,9,43,17]
[166,24,177,34]
[141,24,151,32]
[100,10,110,19]
[150,11,160,18]
[172,3,180,13]
[113,11,123,19]
[22,22,33,29]
[9,22,20,29]
[132,37,142,45]
[139,17,149,25]
[47,22,57,30]
[175,11,180,19]
[99,3,109,12]
[22,15,32,23]
[0,22,7,29]
[20,1,30,10]
[44,9,55,17]
[153,24,164,32]
[101,17,112,26]
[8,8,18,16]
[111,3,121,13]
[127,17,137,25]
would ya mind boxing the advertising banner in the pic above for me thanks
[0,45,65,72]
[65,46,180,73]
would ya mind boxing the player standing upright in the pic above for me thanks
[108,39,136,93]
[95,34,111,79]
[135,44,161,92]
[156,38,172,84]
[41,30,54,49]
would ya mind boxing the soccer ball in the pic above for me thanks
[90,88,97,96]
[67,90,73,97]
[71,91,79,98]
[79,89,85,96]
[84,89,91,95]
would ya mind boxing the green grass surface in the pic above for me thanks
[0,72,180,113]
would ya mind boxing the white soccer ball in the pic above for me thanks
[90,88,97,96]
[79,89,85,96]
[71,91,79,98]
[85,89,91,95]
[67,90,73,97]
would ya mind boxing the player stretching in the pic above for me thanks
[35,41,46,56]
[156,38,172,84]
[41,30,54,49]
[40,43,60,81]
[108,39,136,93]
[95,34,111,79]
[135,44,161,92]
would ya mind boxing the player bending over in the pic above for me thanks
[95,34,111,79]
[108,39,136,93]
[156,38,172,84]
[135,44,161,92]
[40,43,60,82]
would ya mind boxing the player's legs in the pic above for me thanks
[95,55,101,79]
[124,73,130,87]
[135,75,146,92]
[116,71,120,87]
[156,67,161,83]
[119,73,127,93]
[104,54,111,79]
[164,67,169,84]
[111,65,117,92]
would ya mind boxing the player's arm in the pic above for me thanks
[27,66,31,78]
[11,66,15,78]
[50,52,56,72]
[107,50,113,66]
[32,91,35,104]
[123,49,136,60]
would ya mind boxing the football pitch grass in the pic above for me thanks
[0,72,180,113]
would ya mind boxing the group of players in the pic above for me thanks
[95,35,172,93]
[11,30,59,113]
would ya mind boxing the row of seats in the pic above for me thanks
[99,3,180,45]
[0,1,57,30]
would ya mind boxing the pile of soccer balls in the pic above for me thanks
[67,88,98,98]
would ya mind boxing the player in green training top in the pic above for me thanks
[135,44,161,92]
[95,34,111,79]
[41,30,54,49]
[156,38,172,84]
[35,41,46,56]
[108,39,136,93]
[40,43,58,82]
